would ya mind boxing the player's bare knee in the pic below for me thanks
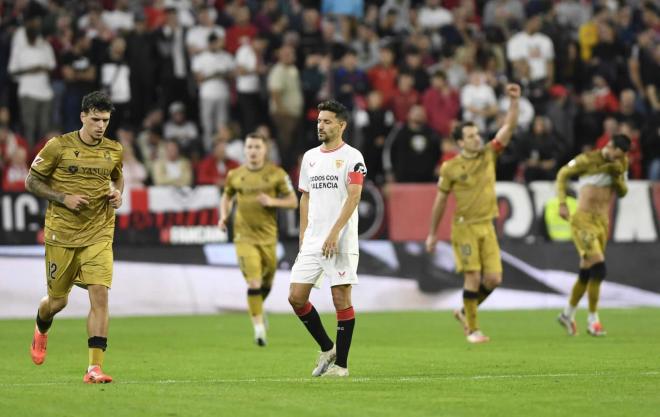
[483,274,502,289]
[246,279,261,289]
[48,296,68,314]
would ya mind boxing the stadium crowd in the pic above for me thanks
[0,0,659,193]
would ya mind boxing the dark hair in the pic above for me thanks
[452,121,477,141]
[611,134,631,152]
[317,100,349,123]
[81,91,115,113]
[245,131,268,143]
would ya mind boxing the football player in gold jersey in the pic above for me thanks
[219,132,298,346]
[555,134,630,337]
[26,91,123,383]
[425,84,521,343]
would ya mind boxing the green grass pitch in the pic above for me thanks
[1,309,659,417]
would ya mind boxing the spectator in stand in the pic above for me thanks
[401,47,430,93]
[460,71,498,132]
[351,22,380,70]
[126,12,159,127]
[416,0,453,31]
[595,116,619,151]
[367,45,398,108]
[615,89,644,130]
[628,29,659,99]
[2,146,29,192]
[225,6,257,55]
[192,32,235,153]
[100,36,132,138]
[333,48,369,111]
[357,90,394,185]
[546,85,578,164]
[195,139,240,188]
[163,101,201,162]
[267,45,303,169]
[60,31,96,133]
[422,70,460,138]
[0,124,29,170]
[120,140,148,190]
[152,140,193,187]
[299,8,324,60]
[8,12,56,147]
[483,0,525,36]
[506,5,554,90]
[578,5,610,63]
[101,0,134,35]
[589,23,625,89]
[554,0,591,35]
[518,116,565,182]
[590,75,619,114]
[137,125,166,183]
[156,7,191,113]
[185,7,224,57]
[391,72,419,123]
[574,92,604,153]
[641,85,660,180]
[383,105,441,183]
[235,34,269,135]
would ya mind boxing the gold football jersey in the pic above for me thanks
[224,163,295,244]
[30,132,123,247]
[556,150,629,203]
[437,143,499,224]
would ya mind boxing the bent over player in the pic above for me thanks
[425,84,520,343]
[556,134,630,337]
[219,132,298,346]
[288,100,366,377]
[26,91,123,383]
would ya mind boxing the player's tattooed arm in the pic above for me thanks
[25,172,89,210]
[25,172,65,204]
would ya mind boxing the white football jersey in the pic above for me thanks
[298,142,367,255]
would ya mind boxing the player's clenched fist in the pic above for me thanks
[506,83,521,99]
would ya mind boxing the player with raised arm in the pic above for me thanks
[425,84,521,343]
[555,134,630,337]
[26,91,123,383]
[219,132,298,346]
[288,100,366,377]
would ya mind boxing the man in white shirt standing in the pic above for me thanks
[289,100,367,378]
[192,32,235,152]
[235,35,267,134]
[506,7,555,88]
[8,14,56,146]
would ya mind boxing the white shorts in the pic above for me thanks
[290,252,359,288]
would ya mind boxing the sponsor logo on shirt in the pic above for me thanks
[310,174,339,189]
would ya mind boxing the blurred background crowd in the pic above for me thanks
[1,0,659,195]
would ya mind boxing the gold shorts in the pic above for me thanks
[44,241,114,298]
[570,210,608,259]
[235,242,276,283]
[451,221,502,274]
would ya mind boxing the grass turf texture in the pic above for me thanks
[1,309,659,417]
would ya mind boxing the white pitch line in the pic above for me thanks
[1,371,658,387]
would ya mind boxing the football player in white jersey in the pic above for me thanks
[288,100,367,378]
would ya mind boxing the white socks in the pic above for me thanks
[563,304,577,320]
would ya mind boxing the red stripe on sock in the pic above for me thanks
[294,302,313,316]
[336,306,355,321]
